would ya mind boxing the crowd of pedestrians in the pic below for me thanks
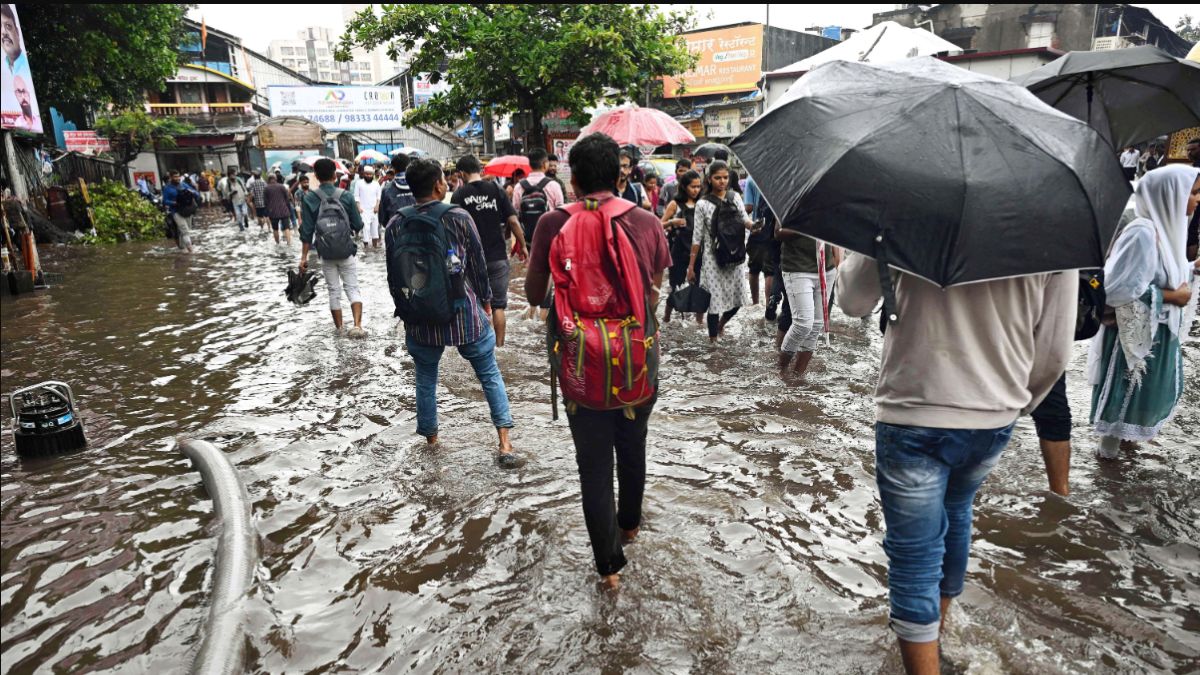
[161,130,1196,675]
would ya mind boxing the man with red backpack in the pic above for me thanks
[525,133,671,590]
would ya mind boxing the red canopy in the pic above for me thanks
[578,105,695,147]
[483,155,532,178]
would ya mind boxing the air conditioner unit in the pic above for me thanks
[1092,36,1130,50]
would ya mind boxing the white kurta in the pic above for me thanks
[695,192,751,315]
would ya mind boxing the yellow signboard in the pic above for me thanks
[663,25,764,99]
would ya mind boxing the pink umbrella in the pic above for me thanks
[578,105,695,147]
[484,155,531,178]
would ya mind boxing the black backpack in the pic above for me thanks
[386,202,460,324]
[176,188,198,217]
[519,177,553,236]
[313,188,357,260]
[705,194,747,268]
[1075,269,1105,341]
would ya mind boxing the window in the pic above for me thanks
[317,48,329,56]
[1028,21,1054,48]
[280,46,294,56]
[283,59,295,67]
[319,60,331,68]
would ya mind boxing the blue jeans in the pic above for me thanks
[405,328,514,438]
[874,421,1015,643]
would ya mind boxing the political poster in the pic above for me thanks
[1,3,44,134]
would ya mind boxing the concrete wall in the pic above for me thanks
[763,26,838,72]
[876,4,1099,53]
[947,52,1059,80]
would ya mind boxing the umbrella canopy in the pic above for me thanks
[389,147,428,157]
[1011,46,1200,150]
[355,149,389,164]
[483,155,531,178]
[692,142,733,163]
[731,57,1129,295]
[578,105,695,147]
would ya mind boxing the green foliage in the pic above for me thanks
[337,4,697,142]
[17,4,192,111]
[94,110,194,166]
[1176,15,1200,43]
[84,181,164,245]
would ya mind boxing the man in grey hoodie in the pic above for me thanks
[837,254,1075,675]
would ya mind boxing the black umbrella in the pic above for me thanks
[1011,45,1200,150]
[731,58,1129,322]
[284,268,319,305]
[692,142,733,162]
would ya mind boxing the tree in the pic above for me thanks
[94,110,193,171]
[337,4,697,148]
[1175,15,1200,44]
[16,4,191,111]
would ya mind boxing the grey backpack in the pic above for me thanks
[314,188,357,259]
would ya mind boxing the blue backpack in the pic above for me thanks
[386,202,461,324]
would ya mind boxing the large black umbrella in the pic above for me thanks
[1011,45,1200,150]
[692,142,733,162]
[731,57,1128,322]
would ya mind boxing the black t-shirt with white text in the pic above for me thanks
[451,179,518,262]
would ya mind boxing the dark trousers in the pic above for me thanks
[566,397,656,576]
[1030,372,1071,442]
[707,308,739,338]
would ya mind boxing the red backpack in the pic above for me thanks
[547,197,658,416]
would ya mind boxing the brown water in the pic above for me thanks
[2,213,1198,673]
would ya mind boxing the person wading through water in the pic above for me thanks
[387,158,522,467]
[660,169,704,324]
[451,154,528,346]
[688,160,754,343]
[525,133,670,590]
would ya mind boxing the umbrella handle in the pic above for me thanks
[874,231,900,333]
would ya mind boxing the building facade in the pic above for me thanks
[268,27,375,85]
[874,4,1193,58]
[132,19,316,180]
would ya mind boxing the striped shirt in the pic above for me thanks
[403,200,493,347]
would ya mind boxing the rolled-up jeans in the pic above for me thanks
[321,257,361,311]
[874,421,1015,643]
[405,327,514,438]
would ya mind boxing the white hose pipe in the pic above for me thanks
[179,438,258,675]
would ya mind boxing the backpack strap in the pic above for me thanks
[520,179,535,192]
[536,177,552,191]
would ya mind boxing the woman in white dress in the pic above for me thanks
[687,160,754,343]
[1089,164,1199,458]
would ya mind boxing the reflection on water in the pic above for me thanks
[2,215,1198,673]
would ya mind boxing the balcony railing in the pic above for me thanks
[146,102,253,116]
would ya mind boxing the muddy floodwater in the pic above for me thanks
[2,215,1198,674]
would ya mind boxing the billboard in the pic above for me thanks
[663,24,764,99]
[63,130,111,153]
[413,73,450,107]
[1,3,43,134]
[267,85,404,132]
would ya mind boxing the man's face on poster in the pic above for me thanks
[1,11,19,63]
[13,75,31,118]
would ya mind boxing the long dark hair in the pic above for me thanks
[703,160,731,197]
[674,170,702,206]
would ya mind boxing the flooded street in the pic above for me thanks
[2,214,1198,674]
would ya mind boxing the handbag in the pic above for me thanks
[670,283,711,314]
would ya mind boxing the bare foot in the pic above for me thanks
[621,527,639,545]
[426,435,439,448]
[599,574,620,591]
